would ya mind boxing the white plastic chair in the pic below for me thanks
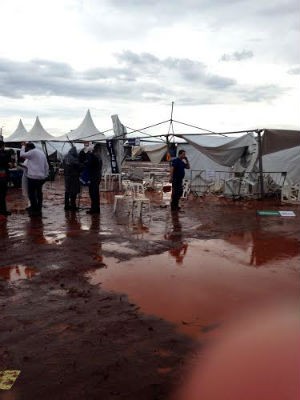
[130,182,151,217]
[113,181,133,214]
[182,179,191,199]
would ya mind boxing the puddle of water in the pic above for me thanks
[86,239,299,339]
[44,232,66,245]
[0,265,38,282]
[103,243,139,256]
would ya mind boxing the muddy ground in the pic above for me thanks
[1,181,299,399]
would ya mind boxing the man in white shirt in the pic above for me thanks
[20,142,49,216]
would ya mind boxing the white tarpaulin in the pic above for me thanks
[112,114,127,172]
[132,143,167,164]
[177,133,257,167]
[263,146,300,185]
[177,143,231,174]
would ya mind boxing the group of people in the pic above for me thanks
[0,139,103,217]
[63,143,102,214]
[1,135,188,217]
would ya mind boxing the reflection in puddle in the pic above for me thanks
[164,211,189,264]
[0,265,37,282]
[103,243,138,256]
[224,231,300,267]
[86,239,299,339]
[44,233,66,245]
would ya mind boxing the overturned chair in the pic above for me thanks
[113,181,150,217]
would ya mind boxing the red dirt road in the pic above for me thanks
[1,181,299,399]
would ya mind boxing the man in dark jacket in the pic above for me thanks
[169,149,190,212]
[0,140,12,216]
[86,143,102,214]
[63,146,81,211]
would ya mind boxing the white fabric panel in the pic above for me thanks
[178,133,257,167]
[112,114,127,172]
[143,143,167,163]
[263,146,300,185]
[177,143,230,175]
[131,143,167,164]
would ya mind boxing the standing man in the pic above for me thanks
[169,149,190,212]
[20,142,49,217]
[63,146,81,211]
[0,139,12,216]
[86,143,102,214]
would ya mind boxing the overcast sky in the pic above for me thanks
[0,0,299,137]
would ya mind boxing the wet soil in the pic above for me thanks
[1,181,299,399]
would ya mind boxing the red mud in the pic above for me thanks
[1,181,299,399]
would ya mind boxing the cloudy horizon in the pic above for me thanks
[0,0,299,137]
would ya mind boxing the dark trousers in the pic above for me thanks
[0,179,8,214]
[89,179,100,212]
[27,178,45,212]
[64,192,77,209]
[171,180,183,211]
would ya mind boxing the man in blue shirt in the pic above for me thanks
[169,149,190,211]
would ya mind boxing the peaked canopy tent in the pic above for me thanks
[27,117,56,141]
[49,112,127,173]
[4,116,59,158]
[5,119,28,142]
[47,109,110,165]
[56,109,107,142]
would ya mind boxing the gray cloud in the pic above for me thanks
[0,53,285,107]
[117,51,236,88]
[221,50,254,62]
[237,84,287,102]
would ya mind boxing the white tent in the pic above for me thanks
[263,145,300,185]
[27,117,55,141]
[57,109,106,142]
[176,129,300,197]
[5,119,28,142]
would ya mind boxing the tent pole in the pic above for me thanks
[257,130,264,199]
[166,102,175,160]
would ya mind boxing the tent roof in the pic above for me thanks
[27,117,55,141]
[177,133,257,167]
[5,119,28,142]
[261,129,300,155]
[58,110,106,142]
